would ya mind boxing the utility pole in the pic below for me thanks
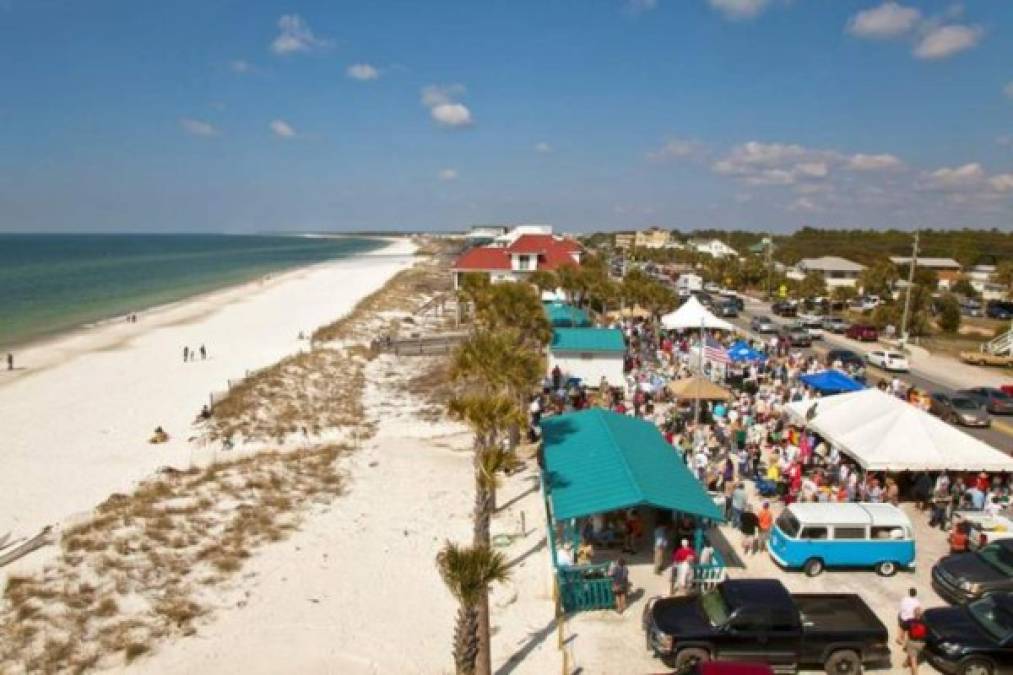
[765,237,774,301]
[899,230,920,348]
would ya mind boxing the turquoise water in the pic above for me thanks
[0,234,386,350]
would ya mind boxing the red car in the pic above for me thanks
[845,324,878,342]
[659,663,774,675]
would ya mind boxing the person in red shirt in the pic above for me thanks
[672,539,694,564]
[976,472,989,493]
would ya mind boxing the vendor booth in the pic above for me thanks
[541,409,725,612]
[786,388,1013,473]
[727,340,765,363]
[666,375,733,402]
[548,328,625,388]
[544,301,592,328]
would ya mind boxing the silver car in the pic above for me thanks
[750,315,777,333]
[929,393,991,427]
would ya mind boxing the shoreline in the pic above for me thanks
[0,235,402,362]
[0,237,417,539]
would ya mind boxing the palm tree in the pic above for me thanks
[447,392,524,675]
[436,542,510,675]
[527,269,558,297]
[471,282,552,348]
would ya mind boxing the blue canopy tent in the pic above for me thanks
[727,340,765,362]
[799,369,864,395]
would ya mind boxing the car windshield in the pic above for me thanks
[699,588,731,627]
[989,390,1011,400]
[969,596,1013,643]
[886,353,904,360]
[978,544,1013,576]
[952,398,979,411]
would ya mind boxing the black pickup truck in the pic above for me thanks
[643,579,890,673]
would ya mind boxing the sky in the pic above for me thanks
[0,0,1011,234]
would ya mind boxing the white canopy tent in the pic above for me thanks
[660,296,735,332]
[785,388,1013,473]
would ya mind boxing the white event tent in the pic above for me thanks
[660,296,736,332]
[786,388,1013,473]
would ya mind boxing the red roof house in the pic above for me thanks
[451,233,582,288]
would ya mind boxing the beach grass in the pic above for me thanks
[0,444,348,671]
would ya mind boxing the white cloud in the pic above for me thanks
[535,142,552,153]
[230,59,252,74]
[988,174,1013,193]
[707,0,770,21]
[913,23,983,60]
[346,63,380,81]
[179,118,218,137]
[926,162,985,190]
[847,153,903,171]
[1004,82,1013,100]
[420,84,466,108]
[712,141,831,185]
[271,15,331,55]
[269,119,297,139]
[647,137,699,161]
[438,168,458,182]
[788,197,823,213]
[420,85,473,128]
[846,2,921,39]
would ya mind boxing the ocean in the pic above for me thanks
[0,233,387,350]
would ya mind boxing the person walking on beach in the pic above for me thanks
[183,346,189,363]
[200,344,207,360]
[6,353,12,371]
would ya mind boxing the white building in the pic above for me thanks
[491,224,553,247]
[689,238,738,259]
[789,256,865,288]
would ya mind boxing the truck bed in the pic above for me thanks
[794,594,887,636]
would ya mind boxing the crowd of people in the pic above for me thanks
[540,311,1012,626]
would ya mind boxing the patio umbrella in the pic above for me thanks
[666,375,733,401]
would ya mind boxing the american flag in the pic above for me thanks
[703,339,731,364]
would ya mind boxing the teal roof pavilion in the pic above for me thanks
[550,328,625,353]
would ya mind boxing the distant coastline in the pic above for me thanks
[0,233,389,351]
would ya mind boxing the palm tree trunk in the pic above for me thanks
[473,444,495,675]
[453,602,480,675]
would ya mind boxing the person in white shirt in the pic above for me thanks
[897,588,921,645]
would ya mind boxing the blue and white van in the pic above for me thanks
[769,503,916,577]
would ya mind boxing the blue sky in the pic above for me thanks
[0,0,1010,233]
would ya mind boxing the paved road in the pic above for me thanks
[729,296,1013,452]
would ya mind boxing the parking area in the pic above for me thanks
[560,489,955,674]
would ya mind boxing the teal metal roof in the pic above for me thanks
[544,302,591,328]
[550,328,625,353]
[542,409,724,522]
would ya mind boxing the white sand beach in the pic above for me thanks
[0,238,417,540]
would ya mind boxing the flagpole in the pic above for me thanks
[694,314,703,440]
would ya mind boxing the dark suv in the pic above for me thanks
[923,593,1013,675]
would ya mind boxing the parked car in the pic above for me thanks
[953,511,1013,551]
[796,314,824,338]
[771,300,797,317]
[782,326,812,347]
[932,539,1013,605]
[826,349,866,377]
[929,393,991,427]
[716,302,739,318]
[922,593,1013,675]
[821,316,850,333]
[986,300,1013,320]
[675,663,775,675]
[769,502,916,577]
[643,579,890,672]
[845,324,879,342]
[961,299,985,318]
[750,315,777,333]
[865,349,910,372]
[959,388,1013,416]
[704,282,721,293]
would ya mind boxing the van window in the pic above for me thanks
[799,526,828,540]
[776,512,800,538]
[832,526,867,540]
[871,526,906,540]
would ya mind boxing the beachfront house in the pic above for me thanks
[548,328,625,388]
[889,256,962,290]
[789,256,865,288]
[689,238,738,259]
[540,409,725,613]
[451,227,583,289]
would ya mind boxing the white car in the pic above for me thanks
[791,318,823,339]
[866,349,910,372]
